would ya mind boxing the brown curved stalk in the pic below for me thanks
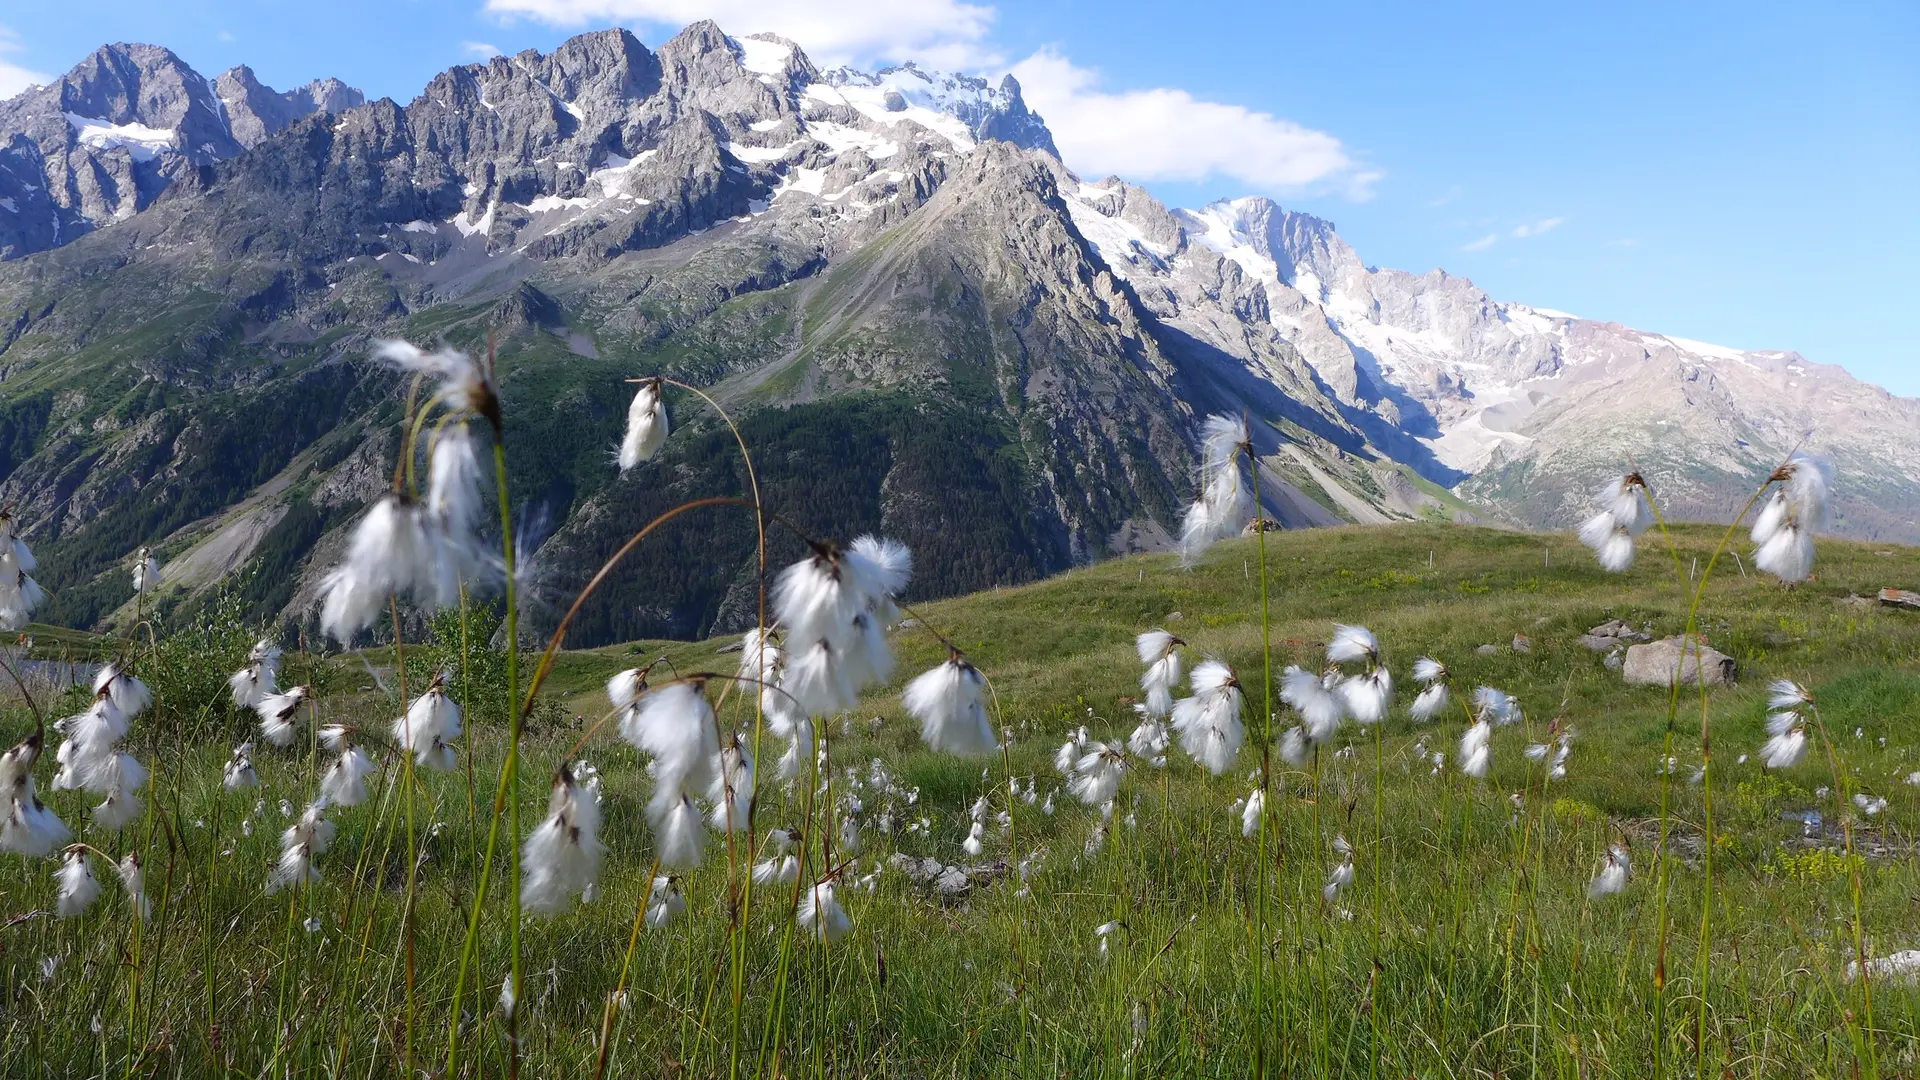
[517,496,759,713]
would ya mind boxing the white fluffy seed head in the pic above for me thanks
[1179,415,1255,567]
[623,681,720,814]
[1339,668,1393,726]
[93,665,152,720]
[1762,728,1809,770]
[1594,475,1653,535]
[1281,665,1345,743]
[1459,721,1493,779]
[320,746,377,807]
[656,796,707,870]
[1410,683,1450,723]
[847,535,912,603]
[618,379,670,471]
[395,684,463,768]
[57,849,102,918]
[797,879,852,943]
[1768,679,1812,710]
[1473,686,1519,725]
[1068,743,1127,806]
[1778,454,1833,534]
[1754,524,1814,583]
[521,764,608,916]
[1171,660,1244,775]
[902,657,996,756]
[1327,624,1379,666]
[117,853,150,920]
[374,340,494,418]
[646,876,687,928]
[1135,629,1178,666]
[1240,788,1265,838]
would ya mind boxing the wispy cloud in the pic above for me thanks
[1511,216,1565,238]
[0,23,49,101]
[1462,233,1499,253]
[464,41,506,58]
[1607,237,1641,248]
[1429,185,1462,208]
[1012,48,1377,197]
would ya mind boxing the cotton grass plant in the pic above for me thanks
[0,340,1914,1080]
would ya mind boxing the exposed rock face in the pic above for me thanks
[1175,197,1920,542]
[214,66,364,148]
[0,43,361,258]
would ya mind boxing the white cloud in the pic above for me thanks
[1511,216,1564,238]
[1010,49,1373,197]
[465,40,506,58]
[217,30,236,43]
[1461,233,1498,253]
[481,0,997,67]
[0,23,47,100]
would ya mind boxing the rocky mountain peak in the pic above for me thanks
[215,65,365,147]
[0,42,362,258]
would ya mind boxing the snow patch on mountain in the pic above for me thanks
[64,113,178,162]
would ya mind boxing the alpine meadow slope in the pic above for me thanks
[0,22,1913,644]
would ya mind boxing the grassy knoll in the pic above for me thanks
[3,521,1918,1077]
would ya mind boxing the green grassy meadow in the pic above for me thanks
[4,521,1919,1077]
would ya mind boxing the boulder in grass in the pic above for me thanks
[1622,636,1735,687]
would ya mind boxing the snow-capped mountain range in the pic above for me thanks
[0,24,1911,639]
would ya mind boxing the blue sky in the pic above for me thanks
[3,1,1915,393]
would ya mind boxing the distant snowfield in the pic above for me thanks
[65,113,177,161]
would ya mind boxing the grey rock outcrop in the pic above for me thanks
[1622,636,1736,688]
